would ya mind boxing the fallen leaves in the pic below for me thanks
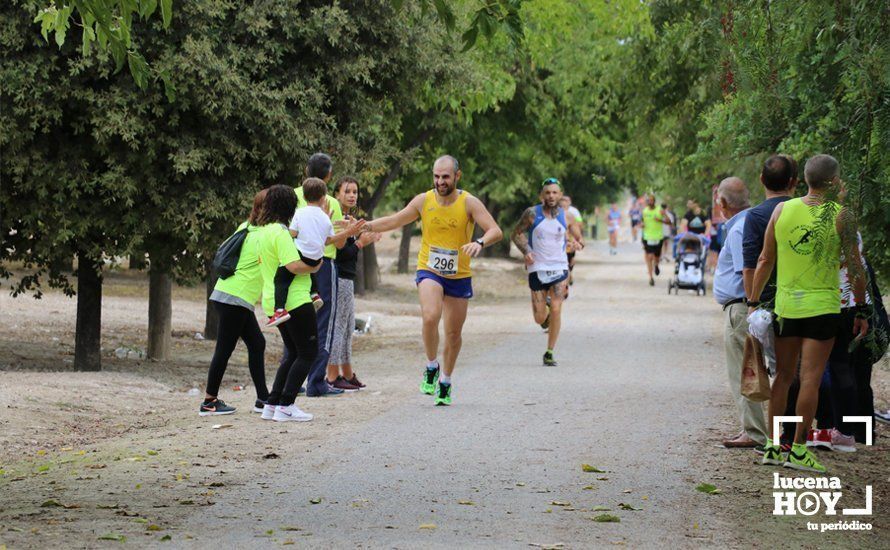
[695,483,721,495]
[97,533,126,542]
[550,501,571,507]
[457,500,475,506]
[262,453,280,460]
[617,503,641,511]
[581,464,606,473]
[211,424,233,430]
[591,514,621,523]
[309,497,322,504]
[419,523,437,530]
[592,505,611,511]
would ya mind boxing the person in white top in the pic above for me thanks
[559,195,585,286]
[512,178,581,366]
[267,177,364,328]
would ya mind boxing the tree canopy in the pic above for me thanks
[3,0,889,368]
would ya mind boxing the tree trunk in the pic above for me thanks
[203,264,219,341]
[397,221,414,274]
[362,242,380,292]
[51,255,74,274]
[74,253,102,372]
[147,266,173,360]
[130,252,147,270]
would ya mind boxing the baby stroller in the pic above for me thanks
[668,232,709,296]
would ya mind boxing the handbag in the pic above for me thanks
[861,260,889,364]
[741,334,771,402]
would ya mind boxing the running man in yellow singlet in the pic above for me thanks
[365,155,503,405]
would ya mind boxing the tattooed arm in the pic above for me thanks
[512,207,536,266]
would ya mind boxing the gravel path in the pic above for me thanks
[180,241,740,548]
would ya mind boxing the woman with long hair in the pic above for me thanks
[255,185,322,421]
[327,176,380,390]
[200,189,270,416]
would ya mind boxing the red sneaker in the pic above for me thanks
[806,428,833,451]
[265,309,291,329]
[347,374,366,388]
[311,293,324,312]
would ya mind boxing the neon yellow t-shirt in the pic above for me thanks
[213,221,263,306]
[257,223,311,316]
[296,187,343,259]
[774,198,842,319]
[642,206,664,242]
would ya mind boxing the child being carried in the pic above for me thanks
[266,177,335,328]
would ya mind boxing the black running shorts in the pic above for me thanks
[774,313,841,341]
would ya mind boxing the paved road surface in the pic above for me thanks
[183,241,738,548]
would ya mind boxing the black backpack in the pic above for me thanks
[212,226,249,279]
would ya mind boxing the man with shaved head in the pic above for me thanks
[365,155,503,405]
[750,154,868,473]
[713,177,767,449]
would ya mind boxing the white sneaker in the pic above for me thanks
[261,404,276,421]
[273,404,313,422]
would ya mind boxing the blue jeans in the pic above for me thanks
[305,258,338,396]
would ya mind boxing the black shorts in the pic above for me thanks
[774,313,841,340]
[300,255,322,267]
[643,240,662,256]
[528,270,569,292]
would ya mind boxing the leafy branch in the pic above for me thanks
[33,0,173,92]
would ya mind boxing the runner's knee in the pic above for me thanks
[422,310,442,326]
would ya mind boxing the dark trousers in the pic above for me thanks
[305,258,338,396]
[268,302,317,406]
[274,257,322,310]
[853,362,874,443]
[827,308,872,438]
[205,301,268,400]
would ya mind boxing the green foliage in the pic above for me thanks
[32,0,172,90]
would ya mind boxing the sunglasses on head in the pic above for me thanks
[542,177,560,187]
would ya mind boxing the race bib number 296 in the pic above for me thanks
[429,246,458,276]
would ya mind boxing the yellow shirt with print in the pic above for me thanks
[417,190,475,279]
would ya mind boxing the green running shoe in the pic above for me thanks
[784,443,826,473]
[760,440,785,466]
[543,350,557,367]
[434,382,452,406]
[420,364,439,395]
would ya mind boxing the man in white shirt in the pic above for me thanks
[513,179,574,366]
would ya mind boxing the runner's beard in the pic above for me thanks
[436,183,455,196]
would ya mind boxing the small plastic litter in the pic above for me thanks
[194,332,205,341]
[187,388,201,397]
[114,346,145,360]
[354,316,372,334]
